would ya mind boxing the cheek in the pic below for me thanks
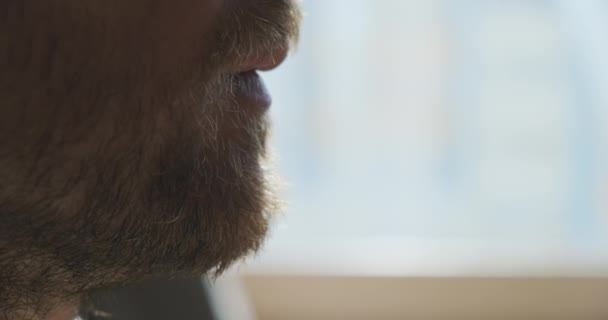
[139,0,224,62]
[3,0,226,92]
[78,0,226,87]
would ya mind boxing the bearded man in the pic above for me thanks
[0,0,301,319]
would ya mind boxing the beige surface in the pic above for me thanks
[243,276,608,320]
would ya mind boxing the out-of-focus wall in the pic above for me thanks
[255,0,608,277]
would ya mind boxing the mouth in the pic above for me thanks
[230,46,290,114]
[234,46,290,73]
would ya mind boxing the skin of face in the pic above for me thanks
[0,0,300,319]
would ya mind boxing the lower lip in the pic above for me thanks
[232,71,272,114]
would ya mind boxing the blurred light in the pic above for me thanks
[252,0,608,276]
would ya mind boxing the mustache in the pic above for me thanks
[210,0,302,72]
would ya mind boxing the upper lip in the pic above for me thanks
[234,46,289,74]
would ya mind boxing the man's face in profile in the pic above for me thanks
[0,0,300,318]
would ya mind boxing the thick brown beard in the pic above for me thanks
[0,0,300,318]
[0,77,279,319]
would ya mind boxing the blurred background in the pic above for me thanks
[210,0,608,319]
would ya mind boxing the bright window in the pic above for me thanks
[253,0,608,276]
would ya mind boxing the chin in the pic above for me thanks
[0,87,279,308]
[76,95,279,288]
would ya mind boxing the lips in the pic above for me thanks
[230,71,271,115]
[235,46,289,73]
[230,46,290,114]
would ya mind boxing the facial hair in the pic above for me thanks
[0,0,301,318]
